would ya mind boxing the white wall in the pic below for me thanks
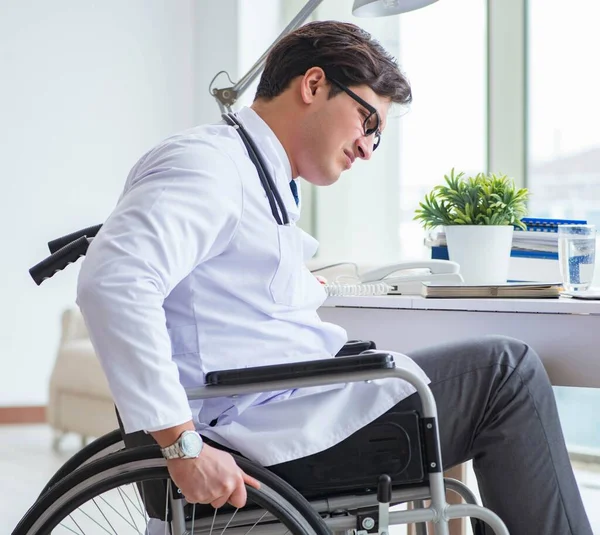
[237,0,283,108]
[192,1,241,124]
[0,0,415,406]
[0,1,200,405]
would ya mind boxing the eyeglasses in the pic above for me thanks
[327,77,382,151]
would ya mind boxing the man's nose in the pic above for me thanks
[355,136,373,161]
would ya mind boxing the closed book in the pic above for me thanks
[421,281,563,299]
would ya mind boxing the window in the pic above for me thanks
[528,0,600,226]
[312,0,486,262]
[528,0,600,456]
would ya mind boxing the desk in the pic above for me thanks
[319,295,600,388]
[319,295,600,535]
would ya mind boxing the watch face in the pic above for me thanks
[180,431,203,457]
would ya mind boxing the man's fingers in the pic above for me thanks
[228,479,248,509]
[210,494,229,509]
[210,474,252,510]
[242,471,261,490]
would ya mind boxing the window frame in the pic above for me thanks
[487,0,527,190]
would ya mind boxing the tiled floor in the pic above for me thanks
[2,424,599,534]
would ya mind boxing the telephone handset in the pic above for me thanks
[360,260,463,295]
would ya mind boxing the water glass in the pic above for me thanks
[558,224,596,291]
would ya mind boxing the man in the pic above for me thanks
[77,21,592,534]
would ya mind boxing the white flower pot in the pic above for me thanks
[444,225,514,285]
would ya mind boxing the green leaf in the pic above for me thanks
[414,169,529,229]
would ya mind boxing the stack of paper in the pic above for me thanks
[512,218,586,254]
[511,230,558,253]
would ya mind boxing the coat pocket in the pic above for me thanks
[269,225,305,306]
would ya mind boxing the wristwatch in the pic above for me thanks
[160,430,204,460]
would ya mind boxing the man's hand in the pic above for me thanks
[166,443,261,509]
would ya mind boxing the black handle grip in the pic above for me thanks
[48,224,102,254]
[30,236,90,285]
[377,474,392,503]
[335,339,377,357]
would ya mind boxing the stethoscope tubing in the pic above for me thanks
[222,113,290,226]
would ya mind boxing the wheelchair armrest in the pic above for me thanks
[204,352,395,387]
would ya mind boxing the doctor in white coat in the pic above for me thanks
[77,21,592,535]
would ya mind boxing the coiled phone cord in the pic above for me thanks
[323,281,391,297]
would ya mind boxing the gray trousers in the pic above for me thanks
[403,335,592,535]
[272,335,592,535]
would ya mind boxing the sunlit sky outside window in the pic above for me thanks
[397,0,486,258]
[528,0,600,224]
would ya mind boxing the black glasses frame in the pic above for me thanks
[327,77,382,151]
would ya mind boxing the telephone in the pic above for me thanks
[360,260,463,295]
[309,259,463,296]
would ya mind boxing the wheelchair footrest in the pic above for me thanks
[204,352,395,386]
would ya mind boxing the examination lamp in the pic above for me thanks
[209,0,438,112]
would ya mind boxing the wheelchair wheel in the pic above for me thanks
[40,429,124,496]
[14,446,330,535]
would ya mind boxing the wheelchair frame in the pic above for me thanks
[19,226,511,534]
[17,360,510,535]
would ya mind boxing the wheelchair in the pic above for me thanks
[14,226,512,535]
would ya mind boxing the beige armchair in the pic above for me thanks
[48,308,117,450]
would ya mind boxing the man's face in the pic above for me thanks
[295,79,391,186]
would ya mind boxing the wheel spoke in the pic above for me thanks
[67,515,85,534]
[116,486,142,533]
[95,491,143,530]
[209,506,219,535]
[219,508,240,535]
[93,497,119,534]
[76,506,117,535]
[242,510,269,535]
[118,485,145,517]
[58,518,83,535]
[185,503,194,534]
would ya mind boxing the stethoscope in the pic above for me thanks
[222,112,290,226]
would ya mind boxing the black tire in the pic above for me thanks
[14,445,330,535]
[40,429,124,495]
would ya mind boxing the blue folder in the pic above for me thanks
[431,246,558,261]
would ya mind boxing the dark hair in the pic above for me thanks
[254,20,411,105]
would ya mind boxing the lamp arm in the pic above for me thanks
[211,0,325,111]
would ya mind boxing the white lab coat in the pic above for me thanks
[77,107,429,467]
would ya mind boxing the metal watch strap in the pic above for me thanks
[160,441,183,460]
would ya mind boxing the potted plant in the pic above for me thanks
[414,169,529,284]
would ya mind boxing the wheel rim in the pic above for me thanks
[23,458,319,535]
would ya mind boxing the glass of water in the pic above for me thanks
[558,224,596,291]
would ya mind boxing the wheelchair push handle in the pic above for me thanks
[47,223,102,254]
[29,235,90,285]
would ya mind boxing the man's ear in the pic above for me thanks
[300,67,328,104]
